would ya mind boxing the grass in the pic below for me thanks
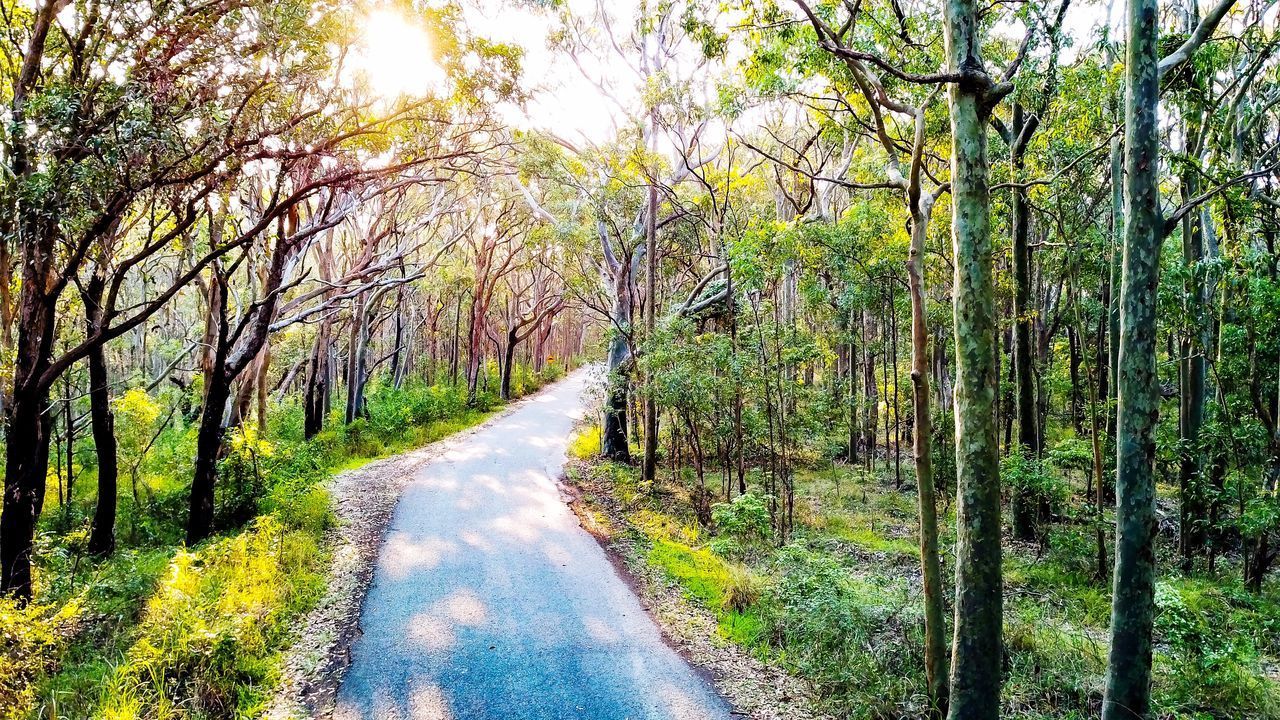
[571,425,1280,720]
[11,363,570,720]
[647,539,766,645]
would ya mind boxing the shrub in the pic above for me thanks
[1153,580,1280,718]
[760,546,925,718]
[97,515,326,719]
[1003,448,1071,518]
[710,492,772,557]
[216,425,275,529]
[569,425,602,460]
[0,599,79,719]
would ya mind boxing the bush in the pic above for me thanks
[760,546,925,718]
[1003,448,1071,518]
[1153,580,1280,718]
[215,425,275,529]
[569,425,602,460]
[710,492,772,557]
[97,515,326,719]
[0,599,78,719]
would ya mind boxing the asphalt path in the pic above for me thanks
[333,368,734,720]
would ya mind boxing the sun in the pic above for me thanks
[351,9,445,99]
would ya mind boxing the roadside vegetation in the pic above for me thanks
[1,362,565,720]
[569,426,1280,720]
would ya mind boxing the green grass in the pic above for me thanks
[13,365,570,720]
[578,452,1280,720]
[648,539,766,645]
[95,515,327,720]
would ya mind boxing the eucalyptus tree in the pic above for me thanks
[990,0,1071,540]
[784,2,953,707]
[0,0,367,598]
[1103,0,1254,716]
[0,0,523,594]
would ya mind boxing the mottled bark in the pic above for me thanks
[1103,0,1162,714]
[943,0,1003,715]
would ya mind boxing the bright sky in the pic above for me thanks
[452,0,1124,145]
[345,0,1226,145]
[461,0,647,146]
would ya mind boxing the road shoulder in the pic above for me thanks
[561,458,833,720]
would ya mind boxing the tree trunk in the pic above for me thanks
[304,324,330,439]
[501,328,517,400]
[188,366,231,545]
[1246,372,1280,591]
[347,291,369,423]
[943,1,1003,715]
[1103,0,1162,713]
[85,283,119,556]
[863,309,878,469]
[908,207,949,717]
[642,176,660,484]
[1178,54,1208,571]
[0,386,53,600]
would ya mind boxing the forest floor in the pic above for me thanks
[280,367,739,720]
[565,435,1280,720]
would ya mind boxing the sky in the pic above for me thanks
[353,0,1136,145]
[454,0,1126,144]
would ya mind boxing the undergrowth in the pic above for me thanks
[569,424,1280,720]
[8,363,567,720]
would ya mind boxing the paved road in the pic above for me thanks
[334,368,733,720]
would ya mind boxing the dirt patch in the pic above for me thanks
[562,460,834,720]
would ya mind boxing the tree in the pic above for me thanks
[941,0,1008,715]
[1104,0,1243,716]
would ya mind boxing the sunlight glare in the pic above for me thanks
[352,9,445,99]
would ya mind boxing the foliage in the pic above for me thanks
[709,492,773,557]
[569,425,603,460]
[96,516,326,719]
[0,600,78,720]
[760,545,925,719]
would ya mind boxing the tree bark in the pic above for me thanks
[642,176,660,484]
[908,205,949,717]
[84,275,119,557]
[1011,106,1043,540]
[943,0,1003,715]
[1103,0,1163,713]
[188,275,231,545]
[1177,40,1208,570]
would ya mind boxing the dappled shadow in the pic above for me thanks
[333,370,732,720]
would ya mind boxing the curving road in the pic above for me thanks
[333,368,734,720]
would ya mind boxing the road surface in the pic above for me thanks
[333,368,734,720]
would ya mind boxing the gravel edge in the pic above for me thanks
[266,382,567,720]
[562,459,835,720]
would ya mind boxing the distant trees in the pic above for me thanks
[0,0,565,600]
